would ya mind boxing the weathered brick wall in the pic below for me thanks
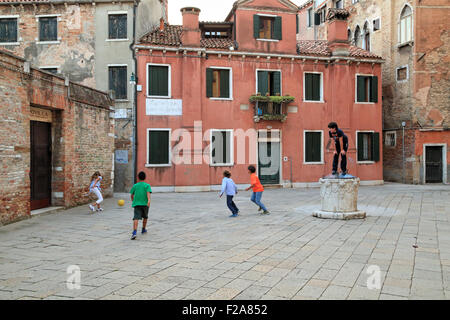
[0,50,114,225]
[0,3,96,87]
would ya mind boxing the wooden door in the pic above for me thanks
[30,121,52,210]
[425,146,443,183]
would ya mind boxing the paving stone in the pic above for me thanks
[320,285,351,300]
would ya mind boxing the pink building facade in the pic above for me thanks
[135,0,383,192]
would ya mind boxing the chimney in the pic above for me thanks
[159,18,165,31]
[326,8,350,56]
[180,7,201,47]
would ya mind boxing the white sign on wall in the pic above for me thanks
[146,99,182,116]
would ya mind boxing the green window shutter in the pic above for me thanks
[305,132,321,162]
[357,132,364,161]
[296,15,299,33]
[253,15,260,38]
[370,76,378,103]
[372,132,380,162]
[149,131,169,164]
[274,16,282,40]
[305,73,313,101]
[312,73,321,101]
[149,66,168,96]
[273,71,281,95]
[357,76,366,102]
[219,69,230,98]
[257,71,269,95]
[206,68,213,97]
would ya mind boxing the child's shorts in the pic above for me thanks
[133,206,149,220]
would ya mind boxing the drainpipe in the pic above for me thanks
[130,1,138,185]
[402,121,406,183]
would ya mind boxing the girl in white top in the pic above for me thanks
[89,171,103,212]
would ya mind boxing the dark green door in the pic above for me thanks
[425,146,443,183]
[258,141,280,185]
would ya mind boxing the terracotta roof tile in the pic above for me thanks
[297,40,382,59]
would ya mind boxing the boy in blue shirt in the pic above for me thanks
[219,170,239,217]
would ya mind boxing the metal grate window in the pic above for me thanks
[0,18,17,43]
[39,17,57,42]
[108,14,127,39]
[109,66,127,100]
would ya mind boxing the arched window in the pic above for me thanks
[348,29,352,43]
[354,26,361,47]
[399,5,412,44]
[363,21,370,51]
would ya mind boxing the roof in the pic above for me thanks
[297,40,382,59]
[298,0,313,10]
[0,0,133,3]
[139,24,235,50]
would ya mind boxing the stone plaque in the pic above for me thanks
[115,150,128,164]
[146,99,182,116]
[30,107,52,123]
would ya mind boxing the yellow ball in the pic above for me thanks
[118,199,125,206]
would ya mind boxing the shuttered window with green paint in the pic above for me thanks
[109,66,127,100]
[39,17,57,42]
[148,65,169,97]
[305,132,322,163]
[253,15,282,40]
[357,132,380,162]
[206,68,230,98]
[257,71,281,96]
[356,75,378,103]
[0,18,17,43]
[148,130,170,165]
[211,130,232,165]
[304,73,322,101]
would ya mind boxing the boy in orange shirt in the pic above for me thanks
[245,165,270,215]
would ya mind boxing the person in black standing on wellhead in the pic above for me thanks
[328,122,349,176]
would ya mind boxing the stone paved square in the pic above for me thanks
[0,183,449,300]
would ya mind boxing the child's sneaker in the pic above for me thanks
[131,230,137,240]
[142,228,148,234]
[262,210,270,215]
[258,206,262,212]
[229,214,238,218]
[97,208,104,212]
[89,205,95,212]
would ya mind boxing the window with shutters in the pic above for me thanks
[108,14,127,40]
[373,18,381,32]
[0,17,18,43]
[257,70,281,96]
[357,131,380,162]
[147,64,170,98]
[399,5,413,45]
[39,16,57,42]
[304,131,323,164]
[307,8,313,28]
[211,130,233,166]
[147,129,171,166]
[356,75,378,103]
[334,0,343,9]
[385,131,396,147]
[304,72,323,102]
[206,67,232,99]
[109,65,127,100]
[253,15,282,40]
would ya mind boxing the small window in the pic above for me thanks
[356,75,378,103]
[148,65,170,97]
[211,130,232,165]
[373,18,380,31]
[253,15,282,40]
[352,0,359,4]
[399,5,413,44]
[304,73,322,102]
[148,130,170,165]
[307,8,313,27]
[363,22,370,51]
[39,16,57,42]
[385,131,396,147]
[108,14,127,39]
[335,0,344,9]
[206,68,231,99]
[257,70,281,96]
[41,67,58,74]
[357,132,380,162]
[354,25,361,47]
[0,18,17,43]
[321,6,327,24]
[109,66,127,100]
[305,131,322,163]
[397,66,408,81]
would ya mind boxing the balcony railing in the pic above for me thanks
[249,94,295,122]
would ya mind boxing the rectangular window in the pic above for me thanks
[39,16,57,42]
[373,18,380,31]
[0,18,17,43]
[148,130,170,165]
[397,66,408,81]
[147,64,170,97]
[41,67,58,74]
[109,66,127,100]
[335,0,343,9]
[257,70,281,96]
[307,8,313,27]
[206,68,231,99]
[108,14,127,39]
[211,130,232,165]
[357,132,380,162]
[385,131,396,147]
[304,73,322,102]
[253,15,282,40]
[305,131,322,163]
[356,75,378,103]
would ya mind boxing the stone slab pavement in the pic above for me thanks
[0,183,449,300]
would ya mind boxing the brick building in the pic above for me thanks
[0,49,114,225]
[0,0,167,192]
[298,0,450,184]
[134,0,384,192]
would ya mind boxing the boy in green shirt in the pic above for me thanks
[129,171,152,240]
